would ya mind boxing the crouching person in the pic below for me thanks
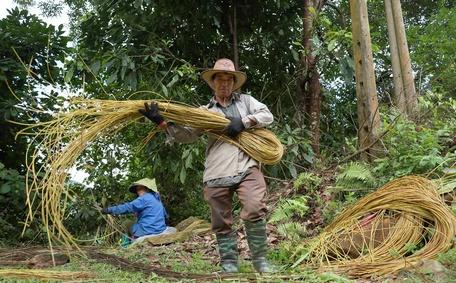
[101,178,175,243]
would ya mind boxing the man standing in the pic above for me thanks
[139,58,275,273]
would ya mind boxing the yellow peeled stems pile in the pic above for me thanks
[298,176,456,278]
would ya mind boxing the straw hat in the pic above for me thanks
[201,58,247,91]
[128,178,158,194]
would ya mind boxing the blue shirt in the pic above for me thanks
[107,192,167,237]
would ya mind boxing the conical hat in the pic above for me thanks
[128,178,158,193]
[201,58,247,91]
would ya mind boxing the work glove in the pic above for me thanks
[138,102,164,125]
[225,117,245,138]
[101,208,109,214]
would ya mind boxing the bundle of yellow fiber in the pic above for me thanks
[297,176,456,278]
[19,97,283,249]
[83,98,284,165]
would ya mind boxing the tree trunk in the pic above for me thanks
[349,0,382,161]
[225,0,239,71]
[390,0,417,116]
[296,0,324,155]
[232,0,239,71]
[385,0,406,113]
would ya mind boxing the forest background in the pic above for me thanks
[0,0,455,247]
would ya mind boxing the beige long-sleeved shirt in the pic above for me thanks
[165,93,274,183]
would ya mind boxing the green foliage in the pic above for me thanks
[267,241,296,265]
[277,222,307,241]
[167,251,219,274]
[293,172,322,192]
[404,242,419,254]
[56,257,166,282]
[0,8,68,173]
[0,162,27,240]
[409,6,456,94]
[438,248,456,269]
[139,133,208,223]
[373,112,455,183]
[323,94,456,225]
[334,161,376,191]
[271,124,314,179]
[270,196,309,224]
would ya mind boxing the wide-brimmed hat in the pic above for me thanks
[128,178,158,194]
[201,58,247,91]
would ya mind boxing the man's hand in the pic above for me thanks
[101,208,109,214]
[225,117,245,138]
[138,102,164,126]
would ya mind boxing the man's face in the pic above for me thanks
[213,73,235,99]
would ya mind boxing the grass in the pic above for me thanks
[0,258,163,283]
[0,243,353,283]
[2,244,455,282]
[436,247,456,282]
[61,259,164,282]
[437,247,456,269]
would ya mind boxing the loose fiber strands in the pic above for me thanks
[299,176,456,278]
[20,97,283,249]
[0,269,93,280]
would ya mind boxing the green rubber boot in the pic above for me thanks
[216,232,239,273]
[245,219,277,273]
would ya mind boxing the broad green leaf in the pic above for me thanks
[161,83,168,97]
[90,60,101,75]
[303,153,313,164]
[327,39,337,51]
[288,164,297,178]
[122,55,129,67]
[185,154,193,168]
[126,71,137,90]
[291,49,300,62]
[167,74,179,88]
[64,67,74,83]
[179,167,186,184]
[439,180,456,194]
[107,72,117,84]
[0,183,11,194]
[120,66,127,80]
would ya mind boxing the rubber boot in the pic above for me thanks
[216,231,239,273]
[244,219,276,273]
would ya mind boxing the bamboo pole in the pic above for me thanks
[384,0,406,114]
[349,0,382,161]
[391,0,417,115]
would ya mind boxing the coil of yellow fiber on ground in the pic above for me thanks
[18,97,283,249]
[298,175,456,278]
